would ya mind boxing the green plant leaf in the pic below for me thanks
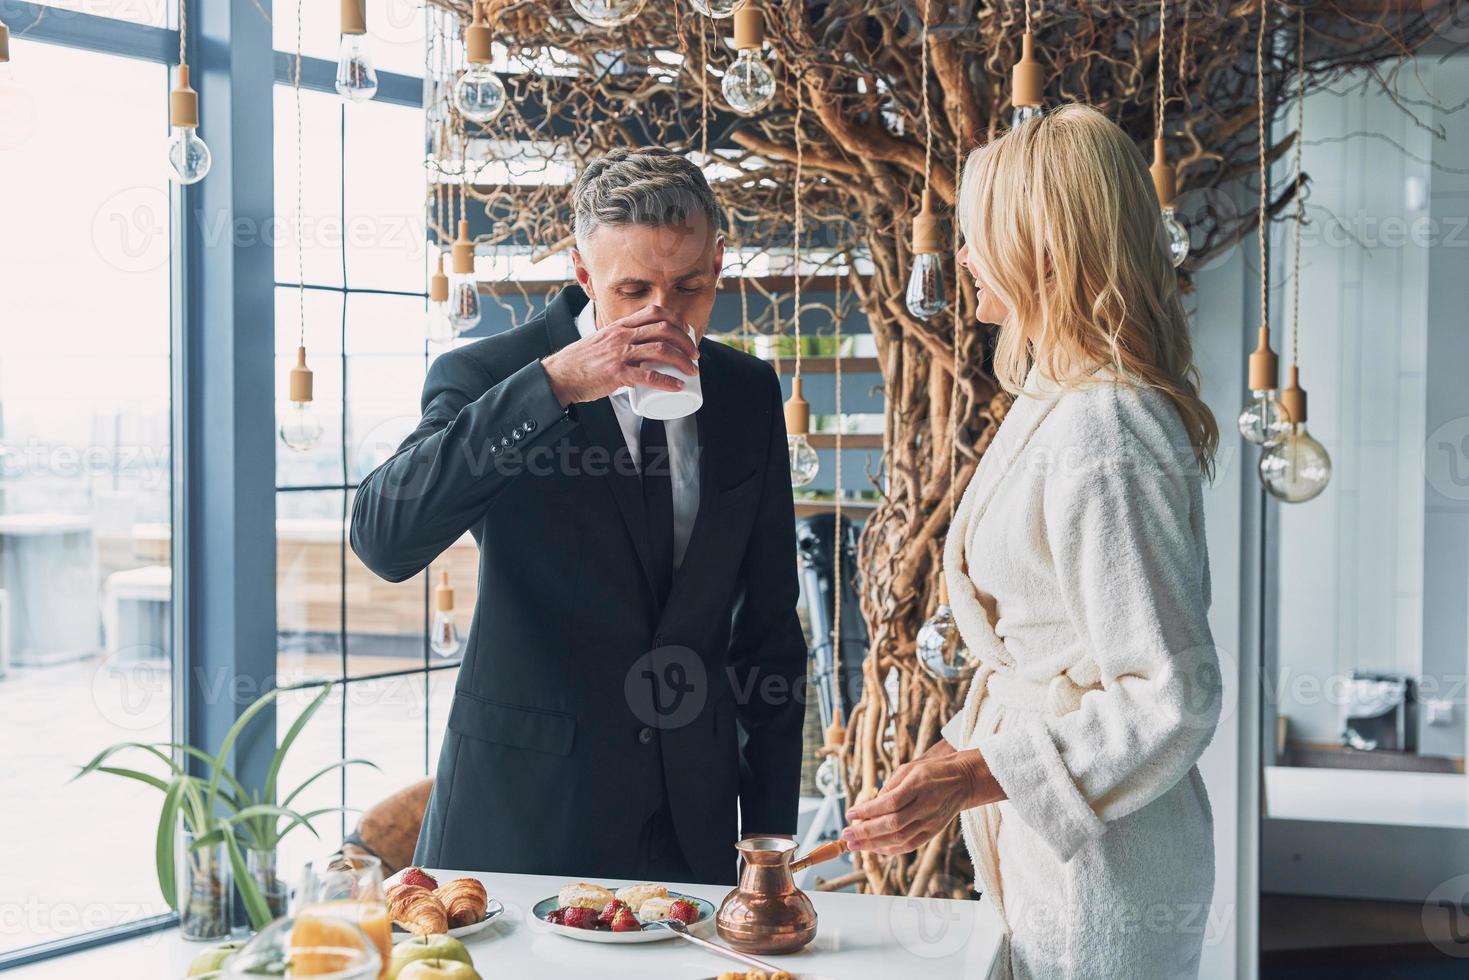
[281,758,378,810]
[92,765,171,793]
[73,741,184,783]
[265,684,333,807]
[224,830,272,931]
[207,688,283,819]
[155,776,186,912]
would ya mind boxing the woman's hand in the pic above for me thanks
[840,745,1005,856]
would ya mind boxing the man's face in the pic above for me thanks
[571,215,724,341]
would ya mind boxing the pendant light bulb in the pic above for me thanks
[1259,368,1331,502]
[1009,31,1045,129]
[722,6,776,116]
[453,4,507,125]
[569,0,649,28]
[448,219,482,332]
[431,571,462,657]
[280,346,324,453]
[1151,140,1189,267]
[167,65,212,185]
[335,0,378,103]
[1238,326,1289,446]
[917,578,980,681]
[427,252,455,343]
[691,0,739,16]
[906,190,948,320]
[785,377,820,488]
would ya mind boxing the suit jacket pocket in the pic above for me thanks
[717,470,760,509]
[447,690,576,756]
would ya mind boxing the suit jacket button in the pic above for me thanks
[524,418,537,432]
[500,435,513,448]
[637,726,654,744]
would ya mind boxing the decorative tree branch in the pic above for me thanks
[426,0,1455,898]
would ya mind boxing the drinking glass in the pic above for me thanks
[296,854,392,980]
[220,914,380,979]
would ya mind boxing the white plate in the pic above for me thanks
[531,891,717,945]
[383,871,504,944]
[389,897,503,943]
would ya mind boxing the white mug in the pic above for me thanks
[631,325,703,420]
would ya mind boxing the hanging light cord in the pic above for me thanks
[295,0,305,349]
[921,0,933,188]
[178,0,187,67]
[793,93,804,377]
[948,138,962,525]
[1156,0,1167,139]
[1291,6,1304,370]
[830,257,843,720]
[1255,0,1269,339]
[1024,0,1032,35]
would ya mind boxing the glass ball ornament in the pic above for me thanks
[689,0,739,16]
[722,47,776,116]
[570,0,648,27]
[916,603,980,682]
[453,65,508,124]
[1161,205,1189,268]
[788,434,819,488]
[905,252,947,320]
[1238,389,1289,447]
[1259,424,1332,503]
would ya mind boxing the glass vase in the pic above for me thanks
[248,847,290,922]
[178,825,232,941]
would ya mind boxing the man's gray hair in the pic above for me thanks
[572,146,720,251]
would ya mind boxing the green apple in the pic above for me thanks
[387,935,472,980]
[397,959,481,980]
[186,940,245,977]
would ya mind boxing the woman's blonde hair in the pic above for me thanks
[958,103,1219,480]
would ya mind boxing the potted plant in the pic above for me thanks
[75,683,375,938]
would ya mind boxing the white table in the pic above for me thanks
[13,869,1006,979]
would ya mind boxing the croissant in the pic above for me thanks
[434,878,489,928]
[387,882,449,935]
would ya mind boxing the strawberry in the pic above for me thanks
[562,906,600,930]
[400,867,438,891]
[545,907,568,925]
[610,907,642,933]
[597,899,629,928]
[667,899,699,925]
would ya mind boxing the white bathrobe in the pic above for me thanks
[941,365,1220,980]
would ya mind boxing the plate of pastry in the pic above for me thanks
[531,881,717,944]
[385,868,504,943]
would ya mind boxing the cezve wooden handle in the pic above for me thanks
[789,838,849,875]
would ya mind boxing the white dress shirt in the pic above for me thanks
[576,301,701,568]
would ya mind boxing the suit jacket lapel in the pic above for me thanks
[542,285,661,606]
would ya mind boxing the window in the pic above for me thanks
[0,37,175,956]
[271,58,450,874]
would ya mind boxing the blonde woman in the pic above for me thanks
[842,104,1223,979]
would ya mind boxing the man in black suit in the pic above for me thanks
[351,147,807,885]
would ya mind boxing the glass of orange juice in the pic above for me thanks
[221,915,380,979]
[296,854,391,980]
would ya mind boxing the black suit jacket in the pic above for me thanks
[350,284,807,884]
